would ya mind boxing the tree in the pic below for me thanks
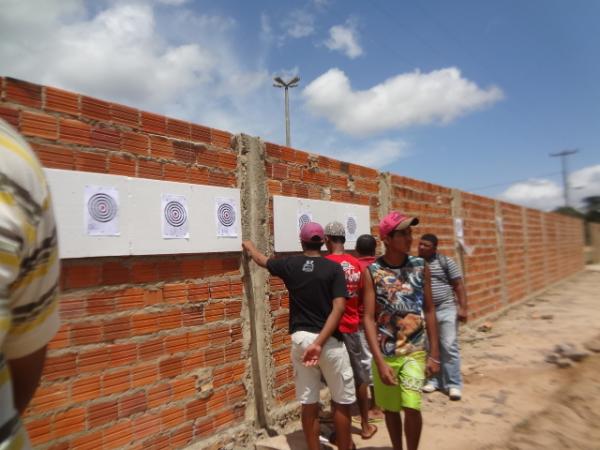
[582,196,600,223]
[553,206,584,219]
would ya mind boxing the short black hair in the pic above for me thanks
[303,241,324,251]
[355,234,376,256]
[326,235,346,244]
[420,233,438,248]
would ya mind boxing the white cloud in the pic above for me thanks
[282,9,315,38]
[155,0,189,5]
[341,139,409,168]
[499,165,600,211]
[0,1,269,130]
[303,67,504,137]
[325,22,363,59]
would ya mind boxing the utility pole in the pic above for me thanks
[550,149,578,207]
[273,76,300,147]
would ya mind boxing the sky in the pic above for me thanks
[1,0,598,211]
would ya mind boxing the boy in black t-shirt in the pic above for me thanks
[243,222,356,450]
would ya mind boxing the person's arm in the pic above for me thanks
[423,265,440,377]
[8,346,48,414]
[362,268,397,385]
[451,277,468,323]
[242,240,269,268]
[302,296,345,366]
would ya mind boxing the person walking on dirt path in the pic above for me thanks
[242,222,355,450]
[363,211,440,450]
[418,233,468,401]
[324,223,378,442]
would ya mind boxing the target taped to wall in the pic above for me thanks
[161,194,189,239]
[215,197,238,237]
[85,186,120,236]
[297,210,313,235]
[345,214,358,242]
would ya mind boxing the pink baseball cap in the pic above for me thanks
[379,211,419,237]
[300,222,325,243]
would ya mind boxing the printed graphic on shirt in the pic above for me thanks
[302,260,314,272]
[368,256,426,357]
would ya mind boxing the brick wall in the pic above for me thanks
[0,76,586,449]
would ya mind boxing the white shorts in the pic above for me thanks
[291,331,356,405]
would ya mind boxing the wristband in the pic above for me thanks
[428,356,440,364]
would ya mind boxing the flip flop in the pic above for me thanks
[361,424,378,440]
[328,432,357,450]
[352,416,383,424]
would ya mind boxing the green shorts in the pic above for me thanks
[372,350,426,412]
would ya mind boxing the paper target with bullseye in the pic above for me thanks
[215,197,238,237]
[345,214,358,242]
[161,194,189,239]
[84,186,120,236]
[297,211,313,235]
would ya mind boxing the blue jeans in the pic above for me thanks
[428,302,463,391]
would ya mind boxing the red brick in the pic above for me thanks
[59,118,91,145]
[141,111,167,134]
[26,417,51,446]
[71,431,103,450]
[48,323,70,350]
[191,123,211,143]
[42,353,77,381]
[114,287,145,311]
[147,383,172,409]
[185,397,208,420]
[207,171,235,187]
[130,363,158,388]
[122,131,148,155]
[109,342,138,366]
[163,162,188,182]
[69,375,100,403]
[111,103,139,128]
[173,140,195,164]
[138,158,162,179]
[149,135,173,159]
[102,420,133,448]
[119,391,147,418]
[132,412,161,441]
[166,118,190,140]
[188,165,209,184]
[78,347,110,373]
[28,383,69,414]
[188,282,209,302]
[21,111,58,139]
[71,321,102,345]
[87,400,118,428]
[74,150,107,174]
[31,143,74,170]
[86,291,115,315]
[5,77,42,108]
[53,407,86,438]
[102,260,131,286]
[218,152,237,171]
[91,125,120,151]
[196,146,218,167]
[0,105,19,128]
[159,356,183,379]
[45,87,79,115]
[102,369,131,395]
[103,316,131,341]
[182,305,203,327]
[211,128,231,148]
[131,313,160,337]
[164,334,188,355]
[170,377,197,401]
[170,423,193,448]
[131,260,157,283]
[82,95,111,121]
[160,406,185,431]
[193,417,215,438]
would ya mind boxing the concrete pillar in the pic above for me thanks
[450,189,465,276]
[521,207,533,295]
[494,201,508,305]
[235,134,274,431]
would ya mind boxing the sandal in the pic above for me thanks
[361,423,378,440]
[328,431,357,449]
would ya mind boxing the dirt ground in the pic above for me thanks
[256,266,600,450]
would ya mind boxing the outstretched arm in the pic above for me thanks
[242,240,269,268]
[423,265,440,377]
[452,278,468,323]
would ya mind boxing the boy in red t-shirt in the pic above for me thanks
[325,222,378,441]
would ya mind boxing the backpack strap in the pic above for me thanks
[437,254,452,284]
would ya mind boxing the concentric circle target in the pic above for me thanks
[217,203,235,227]
[88,193,117,223]
[298,214,311,230]
[164,201,188,227]
[346,217,357,235]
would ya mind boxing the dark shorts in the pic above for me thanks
[342,332,371,386]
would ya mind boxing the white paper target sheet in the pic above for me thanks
[45,168,241,258]
[273,195,371,252]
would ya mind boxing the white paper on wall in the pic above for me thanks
[496,216,504,234]
[85,185,120,236]
[162,194,189,239]
[215,197,238,237]
[345,214,358,242]
[454,218,464,238]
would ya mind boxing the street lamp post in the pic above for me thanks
[550,149,578,207]
[273,76,300,147]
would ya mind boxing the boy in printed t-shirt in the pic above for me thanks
[362,212,440,450]
[242,222,355,450]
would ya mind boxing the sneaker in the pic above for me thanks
[449,387,462,401]
[422,383,437,393]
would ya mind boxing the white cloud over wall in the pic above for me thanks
[303,67,503,137]
[499,165,600,211]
